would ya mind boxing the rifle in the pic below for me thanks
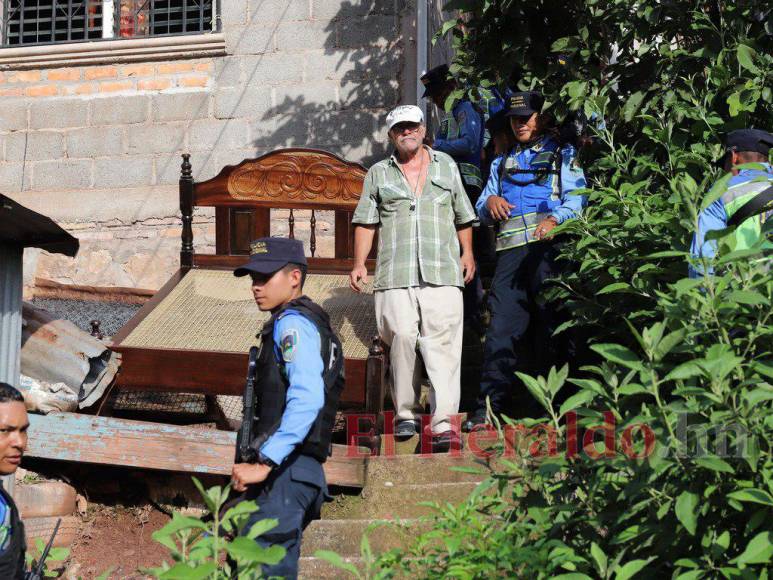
[216,346,259,528]
[25,517,60,580]
[235,346,259,464]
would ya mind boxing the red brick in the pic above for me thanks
[157,62,193,74]
[122,64,154,77]
[85,66,118,80]
[179,76,209,88]
[10,71,41,83]
[48,68,81,81]
[0,87,23,97]
[25,84,59,97]
[99,80,133,93]
[194,62,213,72]
[138,79,172,91]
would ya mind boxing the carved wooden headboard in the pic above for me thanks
[179,149,373,272]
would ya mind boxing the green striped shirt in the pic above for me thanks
[352,147,476,290]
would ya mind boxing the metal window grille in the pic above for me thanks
[2,0,215,46]
[2,1,104,46]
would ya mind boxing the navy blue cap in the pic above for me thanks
[233,237,307,277]
[726,129,773,156]
[505,91,544,117]
[420,64,451,99]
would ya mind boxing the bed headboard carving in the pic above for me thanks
[180,149,374,272]
[225,150,366,209]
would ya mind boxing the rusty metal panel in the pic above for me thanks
[0,243,23,387]
[21,302,121,409]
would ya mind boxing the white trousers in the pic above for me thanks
[374,284,463,434]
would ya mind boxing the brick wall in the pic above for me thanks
[2,0,414,291]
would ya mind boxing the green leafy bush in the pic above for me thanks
[149,479,284,579]
[324,1,772,578]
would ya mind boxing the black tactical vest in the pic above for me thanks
[251,296,344,463]
[0,484,26,579]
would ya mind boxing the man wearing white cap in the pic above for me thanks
[349,105,476,452]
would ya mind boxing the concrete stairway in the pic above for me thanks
[298,441,492,578]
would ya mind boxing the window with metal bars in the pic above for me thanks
[1,0,216,47]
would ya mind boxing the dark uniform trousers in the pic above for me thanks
[242,452,327,579]
[477,240,569,416]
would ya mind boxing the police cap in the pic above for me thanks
[420,64,451,98]
[725,128,773,156]
[233,237,307,277]
[505,91,544,117]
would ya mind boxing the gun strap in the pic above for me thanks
[728,185,773,227]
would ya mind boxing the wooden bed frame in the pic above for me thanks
[110,149,387,451]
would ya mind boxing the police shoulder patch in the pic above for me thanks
[280,328,299,362]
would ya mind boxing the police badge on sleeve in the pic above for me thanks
[280,329,299,362]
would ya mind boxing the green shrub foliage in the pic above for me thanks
[325,1,772,578]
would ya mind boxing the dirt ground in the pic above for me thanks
[64,505,171,579]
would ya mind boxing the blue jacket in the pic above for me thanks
[434,99,483,171]
[259,310,325,465]
[689,164,773,277]
[476,136,587,226]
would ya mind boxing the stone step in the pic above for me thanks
[323,481,481,520]
[366,451,490,486]
[300,518,427,557]
[298,556,362,579]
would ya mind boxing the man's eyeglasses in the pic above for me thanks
[391,122,422,134]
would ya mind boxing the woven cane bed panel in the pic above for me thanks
[120,269,375,359]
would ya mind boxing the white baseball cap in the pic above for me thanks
[385,105,424,131]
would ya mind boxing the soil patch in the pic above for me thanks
[67,504,170,579]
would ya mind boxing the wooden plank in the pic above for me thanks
[113,346,367,404]
[193,254,375,273]
[26,413,367,488]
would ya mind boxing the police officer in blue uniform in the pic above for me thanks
[421,64,485,202]
[463,91,588,431]
[690,128,773,277]
[421,64,487,323]
[231,237,344,579]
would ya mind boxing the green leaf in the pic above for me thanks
[675,491,699,535]
[736,44,761,74]
[558,390,596,417]
[727,489,773,506]
[695,456,734,474]
[615,557,654,580]
[597,282,632,295]
[226,537,285,564]
[314,550,361,577]
[623,91,646,122]
[590,542,608,576]
[158,562,218,580]
[733,531,773,565]
[665,361,704,381]
[675,571,704,580]
[727,290,768,306]
[590,344,645,371]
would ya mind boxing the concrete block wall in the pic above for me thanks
[0,0,415,291]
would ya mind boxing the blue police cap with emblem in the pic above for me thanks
[725,129,773,156]
[233,237,307,277]
[505,91,545,117]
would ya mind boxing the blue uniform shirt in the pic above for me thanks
[0,493,11,553]
[689,164,773,278]
[434,99,484,170]
[476,136,587,226]
[258,310,325,466]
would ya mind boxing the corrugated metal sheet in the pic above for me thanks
[0,243,23,386]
